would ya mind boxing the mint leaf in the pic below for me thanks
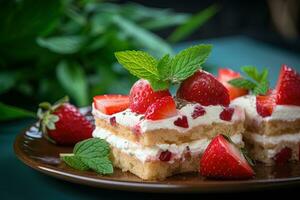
[82,157,113,175]
[157,54,171,80]
[241,66,260,82]
[168,44,212,82]
[253,81,269,95]
[228,78,256,90]
[74,138,110,158]
[61,155,89,171]
[149,79,169,91]
[259,68,268,83]
[115,51,159,80]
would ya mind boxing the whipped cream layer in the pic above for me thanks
[93,127,243,163]
[92,103,244,133]
[232,95,300,122]
[249,132,300,145]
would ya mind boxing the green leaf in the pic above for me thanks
[168,44,212,82]
[56,61,88,106]
[81,157,113,175]
[241,66,260,82]
[168,4,219,43]
[0,102,35,121]
[228,78,257,90]
[148,79,169,91]
[74,138,110,159]
[113,15,172,55]
[0,71,18,94]
[115,51,159,80]
[253,81,269,95]
[157,54,171,80]
[259,68,269,83]
[37,36,85,54]
[61,155,89,171]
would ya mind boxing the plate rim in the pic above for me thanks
[14,129,300,193]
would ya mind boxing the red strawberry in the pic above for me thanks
[217,68,248,100]
[256,90,276,117]
[38,97,94,145]
[129,79,171,114]
[173,115,189,128]
[159,150,172,162]
[191,105,206,119]
[219,107,234,121]
[276,64,300,106]
[200,134,254,179]
[145,96,177,120]
[94,94,129,115]
[273,147,292,164]
[177,70,230,106]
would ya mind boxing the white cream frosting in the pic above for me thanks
[249,132,300,145]
[93,127,244,163]
[92,103,244,133]
[232,95,300,121]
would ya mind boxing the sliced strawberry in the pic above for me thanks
[173,115,189,128]
[159,150,172,162]
[217,68,248,100]
[276,64,300,106]
[200,134,254,179]
[191,105,206,119]
[145,96,177,120]
[256,90,276,117]
[129,79,171,114]
[94,94,129,115]
[177,70,230,106]
[219,107,234,121]
[273,147,292,164]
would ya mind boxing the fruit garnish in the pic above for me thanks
[37,96,93,145]
[256,90,276,117]
[191,105,206,119]
[93,94,129,115]
[275,64,300,106]
[115,44,212,91]
[273,147,292,164]
[145,96,177,120]
[159,150,172,162]
[60,138,113,174]
[200,134,254,179]
[129,79,171,114]
[109,116,117,126]
[177,70,230,106]
[217,68,248,100]
[132,123,142,136]
[173,115,189,128]
[219,107,234,121]
[228,65,269,95]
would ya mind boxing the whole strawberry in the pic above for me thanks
[38,96,94,145]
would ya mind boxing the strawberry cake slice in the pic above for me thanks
[232,65,300,164]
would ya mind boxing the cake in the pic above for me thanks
[232,65,300,164]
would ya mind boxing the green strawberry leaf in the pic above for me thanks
[168,44,212,82]
[61,155,89,171]
[115,50,159,81]
[74,138,110,158]
[81,157,113,175]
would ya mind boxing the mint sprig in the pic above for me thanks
[228,65,269,95]
[115,44,212,91]
[60,138,113,175]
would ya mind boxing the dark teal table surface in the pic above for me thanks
[1,36,300,199]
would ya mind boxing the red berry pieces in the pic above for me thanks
[109,116,117,126]
[273,147,292,164]
[177,70,230,106]
[173,115,189,128]
[192,105,206,119]
[129,79,171,114]
[219,107,234,121]
[94,94,129,115]
[132,124,142,136]
[145,96,177,120]
[200,134,254,179]
[159,150,172,162]
[217,68,248,100]
[256,90,276,117]
[275,64,300,106]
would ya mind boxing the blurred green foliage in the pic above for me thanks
[0,0,217,120]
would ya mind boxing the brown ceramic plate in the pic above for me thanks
[14,121,300,193]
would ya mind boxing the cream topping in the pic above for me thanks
[249,132,300,145]
[93,127,244,163]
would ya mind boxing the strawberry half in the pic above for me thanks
[200,134,254,179]
[94,94,129,115]
[217,68,248,100]
[129,79,171,114]
[256,90,276,117]
[38,96,94,145]
[145,96,177,120]
[177,70,230,106]
[275,64,300,106]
